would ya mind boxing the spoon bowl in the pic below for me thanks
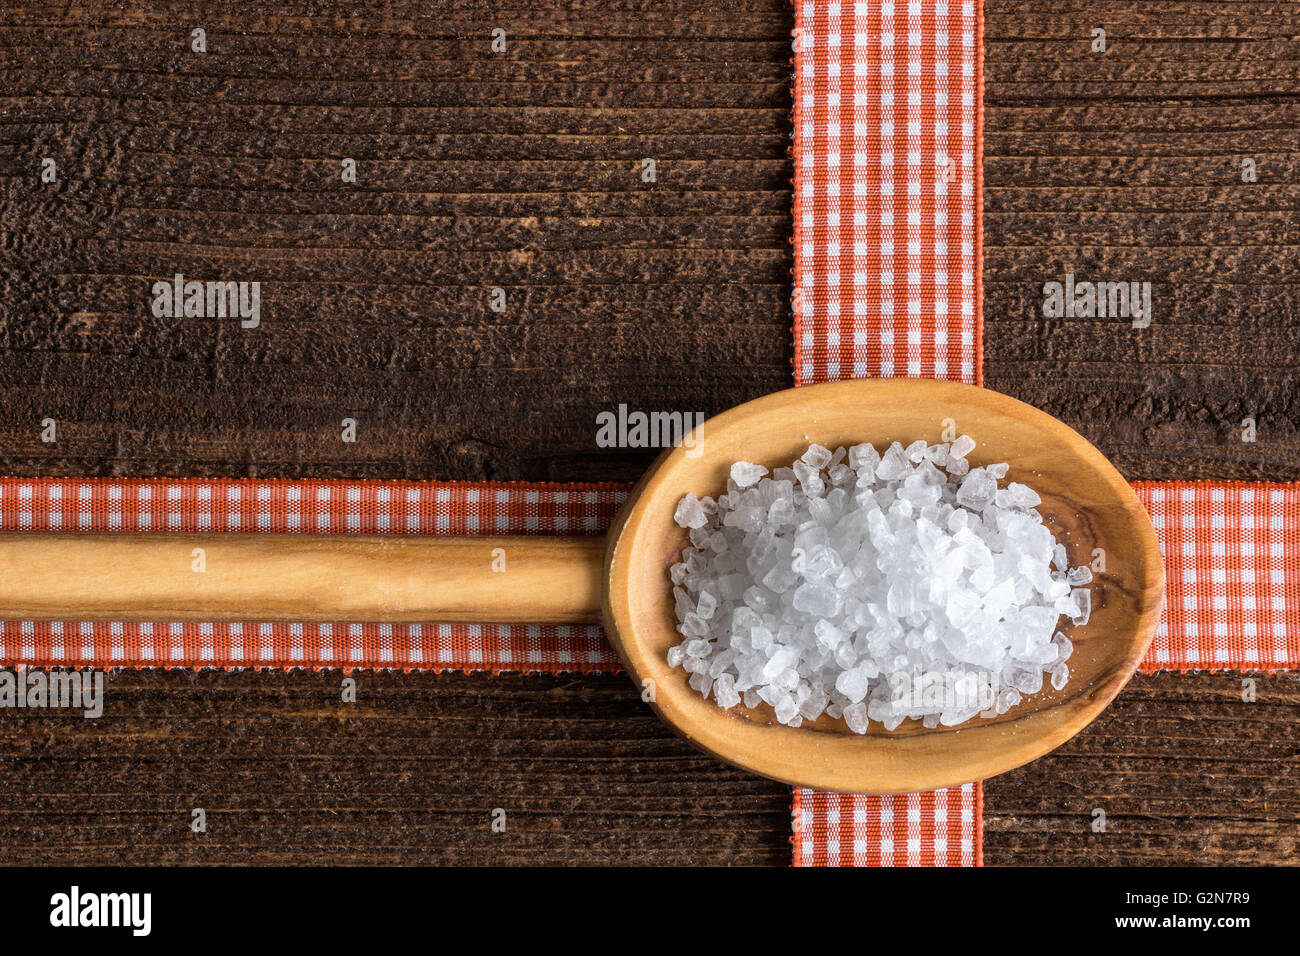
[602,379,1165,793]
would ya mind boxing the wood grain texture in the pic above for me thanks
[0,0,1297,865]
[0,0,794,484]
[0,669,793,865]
[983,671,1300,866]
[0,533,606,622]
[983,0,1300,484]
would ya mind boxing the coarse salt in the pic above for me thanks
[667,438,1090,732]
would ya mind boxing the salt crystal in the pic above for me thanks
[876,442,912,481]
[1070,588,1091,626]
[685,639,711,657]
[849,443,880,472]
[792,583,842,617]
[774,695,798,725]
[814,619,845,650]
[949,434,977,459]
[842,701,870,734]
[730,461,768,488]
[714,673,741,709]
[996,482,1042,509]
[773,668,799,693]
[1049,661,1069,691]
[678,613,707,638]
[801,444,833,470]
[1013,667,1043,695]
[696,591,717,620]
[995,687,1021,715]
[955,472,997,511]
[799,687,829,720]
[1052,543,1068,572]
[924,443,950,467]
[835,666,870,703]
[767,498,796,526]
[761,564,798,594]
[673,493,708,529]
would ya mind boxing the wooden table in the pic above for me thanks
[0,0,1296,865]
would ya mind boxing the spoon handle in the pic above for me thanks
[0,533,605,624]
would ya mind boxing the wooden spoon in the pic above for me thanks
[0,379,1164,793]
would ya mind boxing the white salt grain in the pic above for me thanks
[949,434,977,460]
[1049,661,1070,691]
[714,674,741,709]
[673,493,708,529]
[801,444,834,470]
[730,461,769,488]
[666,436,1091,733]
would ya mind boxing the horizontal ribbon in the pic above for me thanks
[0,477,626,673]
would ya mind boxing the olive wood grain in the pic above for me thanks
[0,533,604,624]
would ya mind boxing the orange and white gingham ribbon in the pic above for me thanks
[793,0,983,387]
[1136,482,1300,671]
[793,784,981,866]
[0,478,626,672]
[792,0,985,867]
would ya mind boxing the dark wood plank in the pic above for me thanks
[0,669,793,865]
[983,671,1300,866]
[983,0,1300,484]
[0,0,795,483]
[0,0,1297,865]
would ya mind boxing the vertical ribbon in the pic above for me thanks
[791,0,986,866]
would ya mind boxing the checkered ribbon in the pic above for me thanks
[791,0,985,867]
[790,0,1299,868]
[792,783,981,866]
[1136,482,1300,671]
[793,0,982,387]
[0,478,627,672]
